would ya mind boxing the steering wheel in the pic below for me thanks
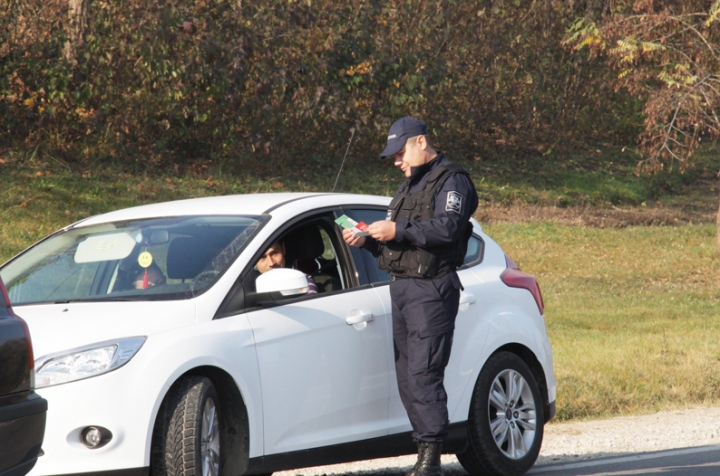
[193,269,220,285]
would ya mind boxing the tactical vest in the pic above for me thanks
[378,164,473,279]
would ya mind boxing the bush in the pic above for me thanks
[0,0,641,173]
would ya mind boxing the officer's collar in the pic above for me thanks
[409,152,445,178]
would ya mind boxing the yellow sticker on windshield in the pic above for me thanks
[138,252,153,268]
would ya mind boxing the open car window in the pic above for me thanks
[218,214,352,317]
[247,216,348,297]
[1,216,264,305]
[283,221,346,293]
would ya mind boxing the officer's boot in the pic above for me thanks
[405,443,423,476]
[406,442,443,476]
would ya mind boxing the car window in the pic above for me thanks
[218,213,360,317]
[460,234,485,269]
[280,221,346,293]
[240,215,348,299]
[343,209,391,286]
[1,216,265,305]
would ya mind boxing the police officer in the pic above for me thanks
[343,117,478,476]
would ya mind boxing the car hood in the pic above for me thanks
[17,301,196,358]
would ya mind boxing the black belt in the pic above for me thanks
[390,270,453,281]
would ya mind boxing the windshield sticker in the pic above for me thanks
[75,233,136,263]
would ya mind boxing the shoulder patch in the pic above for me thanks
[446,191,463,213]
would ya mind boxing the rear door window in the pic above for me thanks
[342,208,391,286]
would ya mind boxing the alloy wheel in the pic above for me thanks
[487,368,538,459]
[201,397,220,476]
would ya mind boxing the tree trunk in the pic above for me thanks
[63,0,85,64]
[717,172,720,254]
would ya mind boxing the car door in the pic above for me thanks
[245,214,393,455]
[339,208,411,430]
[341,208,490,433]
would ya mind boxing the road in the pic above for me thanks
[277,445,720,476]
[275,407,720,476]
[528,445,720,475]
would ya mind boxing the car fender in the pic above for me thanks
[125,313,264,464]
[449,303,553,424]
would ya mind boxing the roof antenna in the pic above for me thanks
[332,128,355,193]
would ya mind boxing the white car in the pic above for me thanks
[0,193,556,476]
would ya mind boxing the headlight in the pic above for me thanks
[35,336,146,389]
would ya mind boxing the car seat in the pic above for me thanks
[282,224,341,293]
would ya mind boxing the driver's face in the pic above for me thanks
[256,241,286,274]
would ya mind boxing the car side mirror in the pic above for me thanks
[245,268,310,308]
[255,268,310,298]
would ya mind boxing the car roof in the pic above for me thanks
[75,193,392,227]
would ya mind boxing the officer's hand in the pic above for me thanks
[368,220,396,242]
[342,228,366,247]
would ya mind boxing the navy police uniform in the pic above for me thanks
[363,150,478,443]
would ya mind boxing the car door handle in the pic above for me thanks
[346,311,374,325]
[459,292,476,305]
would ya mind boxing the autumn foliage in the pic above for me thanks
[566,0,720,174]
[1,0,638,171]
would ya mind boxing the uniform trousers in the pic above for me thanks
[390,272,461,443]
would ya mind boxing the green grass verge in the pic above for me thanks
[485,222,720,421]
[2,146,720,422]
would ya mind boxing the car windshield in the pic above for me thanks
[0,215,264,305]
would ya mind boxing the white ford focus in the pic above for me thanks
[0,193,556,476]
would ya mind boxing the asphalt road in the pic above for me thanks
[277,446,720,476]
[276,407,720,476]
[527,445,720,476]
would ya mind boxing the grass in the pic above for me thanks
[484,222,720,421]
[2,145,720,422]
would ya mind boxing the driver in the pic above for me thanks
[256,240,318,294]
[132,263,166,290]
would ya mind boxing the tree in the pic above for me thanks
[64,0,86,64]
[566,0,720,247]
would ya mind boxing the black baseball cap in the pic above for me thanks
[380,117,428,159]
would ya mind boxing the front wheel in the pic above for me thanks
[152,376,221,476]
[456,351,545,476]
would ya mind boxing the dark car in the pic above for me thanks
[0,276,47,476]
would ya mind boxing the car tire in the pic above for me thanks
[456,351,544,476]
[152,376,222,476]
